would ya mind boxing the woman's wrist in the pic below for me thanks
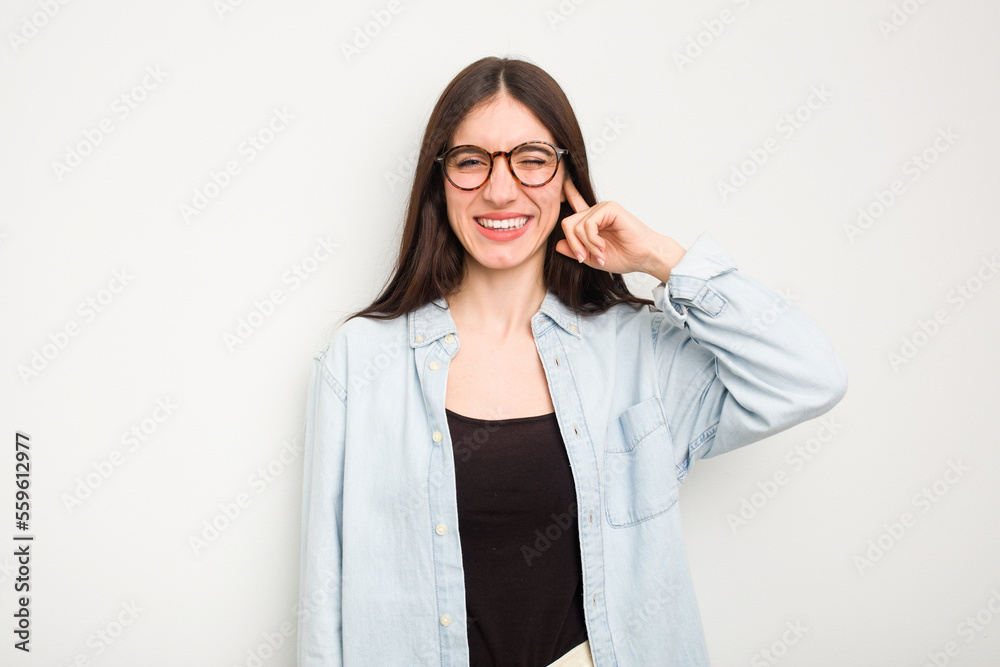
[642,233,687,283]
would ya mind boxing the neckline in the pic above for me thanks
[445,408,557,425]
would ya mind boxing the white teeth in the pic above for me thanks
[475,216,529,230]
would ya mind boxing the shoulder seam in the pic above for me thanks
[314,350,347,405]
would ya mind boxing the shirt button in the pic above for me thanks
[429,360,440,371]
[415,334,424,343]
[440,614,451,626]
[569,324,577,332]
[435,524,447,535]
[444,334,455,344]
[432,430,442,443]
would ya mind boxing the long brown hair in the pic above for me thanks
[344,56,654,325]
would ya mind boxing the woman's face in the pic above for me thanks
[442,94,567,273]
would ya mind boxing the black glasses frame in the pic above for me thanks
[434,140,570,191]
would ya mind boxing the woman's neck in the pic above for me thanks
[445,266,547,343]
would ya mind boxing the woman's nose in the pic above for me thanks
[481,155,519,203]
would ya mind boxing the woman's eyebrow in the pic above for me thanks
[450,138,553,149]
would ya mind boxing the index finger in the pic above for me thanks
[563,176,589,214]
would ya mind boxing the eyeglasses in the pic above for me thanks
[435,141,569,191]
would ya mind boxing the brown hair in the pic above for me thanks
[343,56,653,324]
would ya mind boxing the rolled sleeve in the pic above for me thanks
[652,232,738,322]
[650,232,848,481]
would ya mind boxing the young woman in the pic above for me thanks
[297,56,847,667]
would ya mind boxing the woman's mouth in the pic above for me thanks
[474,216,531,230]
[473,215,533,241]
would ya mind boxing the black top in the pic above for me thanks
[446,407,589,667]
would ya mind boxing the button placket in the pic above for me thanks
[532,320,615,664]
[415,334,466,659]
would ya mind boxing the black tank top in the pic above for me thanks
[446,407,589,666]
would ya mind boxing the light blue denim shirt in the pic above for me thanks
[297,232,847,666]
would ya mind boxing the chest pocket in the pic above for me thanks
[604,396,680,528]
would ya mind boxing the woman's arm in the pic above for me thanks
[297,348,346,666]
[648,232,848,481]
[554,179,846,481]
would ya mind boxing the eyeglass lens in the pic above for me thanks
[443,144,559,188]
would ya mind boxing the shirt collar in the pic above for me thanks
[408,288,582,348]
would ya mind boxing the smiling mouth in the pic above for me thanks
[475,216,531,230]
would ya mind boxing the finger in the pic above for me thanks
[583,211,606,256]
[556,238,597,267]
[566,206,604,264]
[574,206,606,263]
[560,214,589,262]
[563,177,589,214]
[555,239,584,263]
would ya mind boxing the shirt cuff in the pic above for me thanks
[652,232,738,325]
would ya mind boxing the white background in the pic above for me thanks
[2,1,999,665]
